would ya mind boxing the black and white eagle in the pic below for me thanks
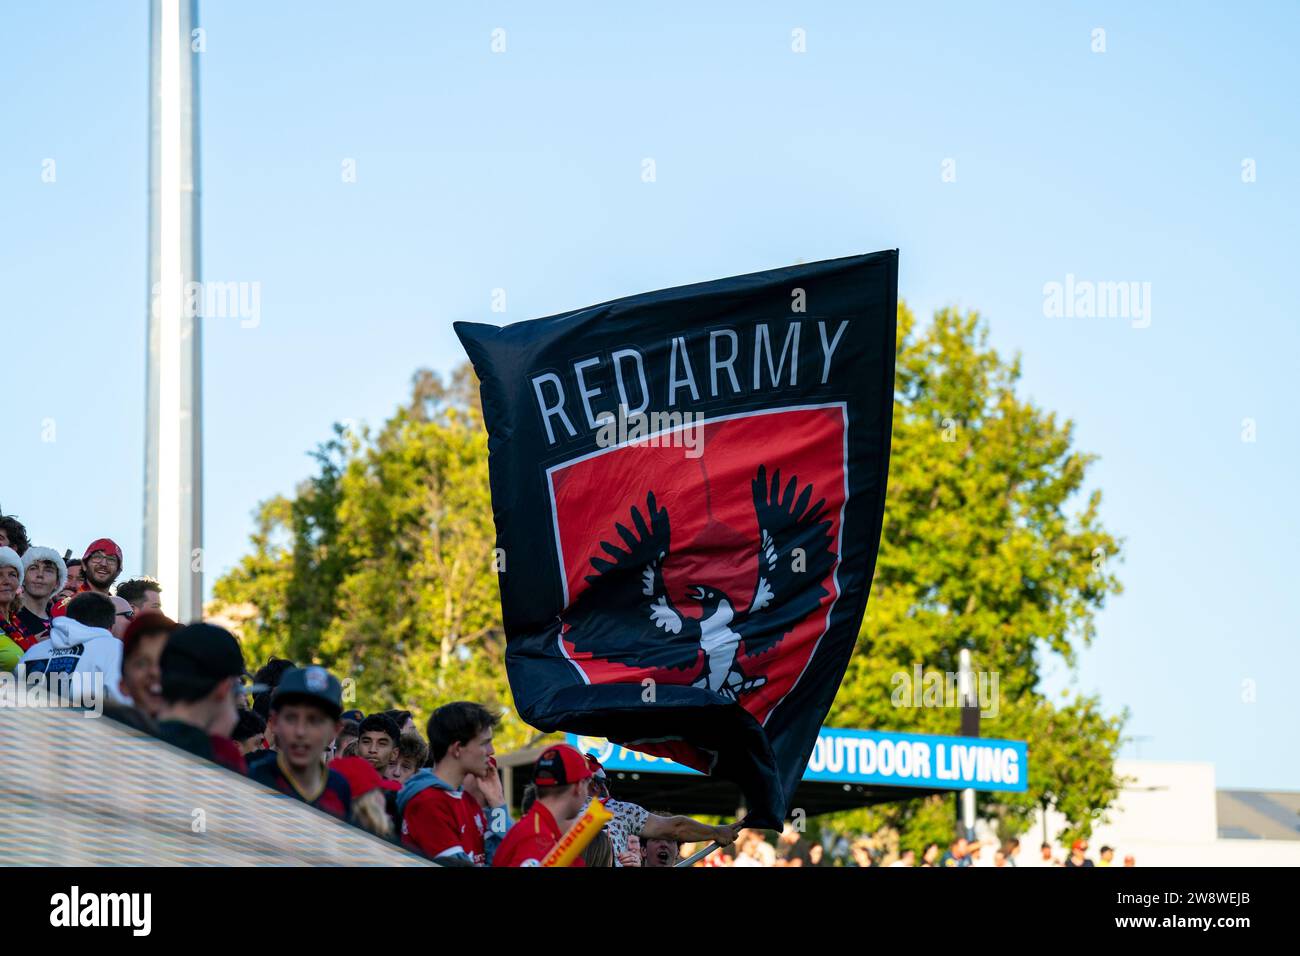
[563,465,838,701]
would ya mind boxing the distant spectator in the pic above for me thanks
[890,849,916,867]
[941,837,971,868]
[848,837,874,868]
[620,834,642,867]
[1098,845,1115,867]
[735,830,778,867]
[1003,838,1021,867]
[1123,854,1136,867]
[77,539,123,597]
[921,843,940,867]
[19,592,129,705]
[642,831,680,868]
[17,546,66,641]
[58,558,83,602]
[357,713,401,776]
[49,540,121,619]
[388,730,429,784]
[116,577,163,614]
[233,708,267,754]
[248,666,351,821]
[583,830,615,868]
[251,657,296,721]
[776,822,814,867]
[0,513,30,555]
[118,612,178,718]
[492,744,591,868]
[0,547,29,669]
[110,595,134,639]
[1039,842,1059,866]
[1064,838,1094,868]
[383,709,416,735]
[398,701,510,866]
[155,622,248,774]
[327,718,360,763]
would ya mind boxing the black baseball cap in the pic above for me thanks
[271,666,344,719]
[161,623,246,703]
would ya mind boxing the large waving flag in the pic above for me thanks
[456,251,897,827]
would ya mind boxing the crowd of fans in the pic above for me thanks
[1,512,1133,868]
[694,830,1138,867]
[0,514,744,866]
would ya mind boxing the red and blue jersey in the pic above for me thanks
[249,754,352,821]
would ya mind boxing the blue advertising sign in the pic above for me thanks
[568,726,1027,794]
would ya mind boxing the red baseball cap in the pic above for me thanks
[83,538,123,563]
[534,743,593,787]
[329,756,385,800]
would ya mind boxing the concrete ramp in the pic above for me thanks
[0,706,429,866]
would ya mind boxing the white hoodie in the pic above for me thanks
[19,616,129,706]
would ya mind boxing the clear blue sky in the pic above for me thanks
[3,2,1295,789]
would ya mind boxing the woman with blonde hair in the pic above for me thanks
[0,547,30,671]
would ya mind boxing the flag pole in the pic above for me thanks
[675,841,721,867]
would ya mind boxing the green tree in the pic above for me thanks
[213,304,1126,843]
[824,304,1126,851]
[210,369,532,750]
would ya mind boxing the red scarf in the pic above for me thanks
[0,610,40,652]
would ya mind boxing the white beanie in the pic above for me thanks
[0,546,23,589]
[22,546,68,594]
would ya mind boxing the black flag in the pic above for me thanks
[456,251,897,827]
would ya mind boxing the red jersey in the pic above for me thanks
[248,755,351,822]
[493,801,584,868]
[401,787,488,864]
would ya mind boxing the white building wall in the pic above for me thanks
[1013,759,1300,867]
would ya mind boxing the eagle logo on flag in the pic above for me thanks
[566,465,836,701]
[549,405,848,729]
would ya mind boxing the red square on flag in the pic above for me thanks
[549,403,847,732]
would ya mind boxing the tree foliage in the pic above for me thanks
[212,304,1126,842]
[211,368,532,750]
[825,304,1125,848]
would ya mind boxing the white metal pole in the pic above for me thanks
[146,0,202,621]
